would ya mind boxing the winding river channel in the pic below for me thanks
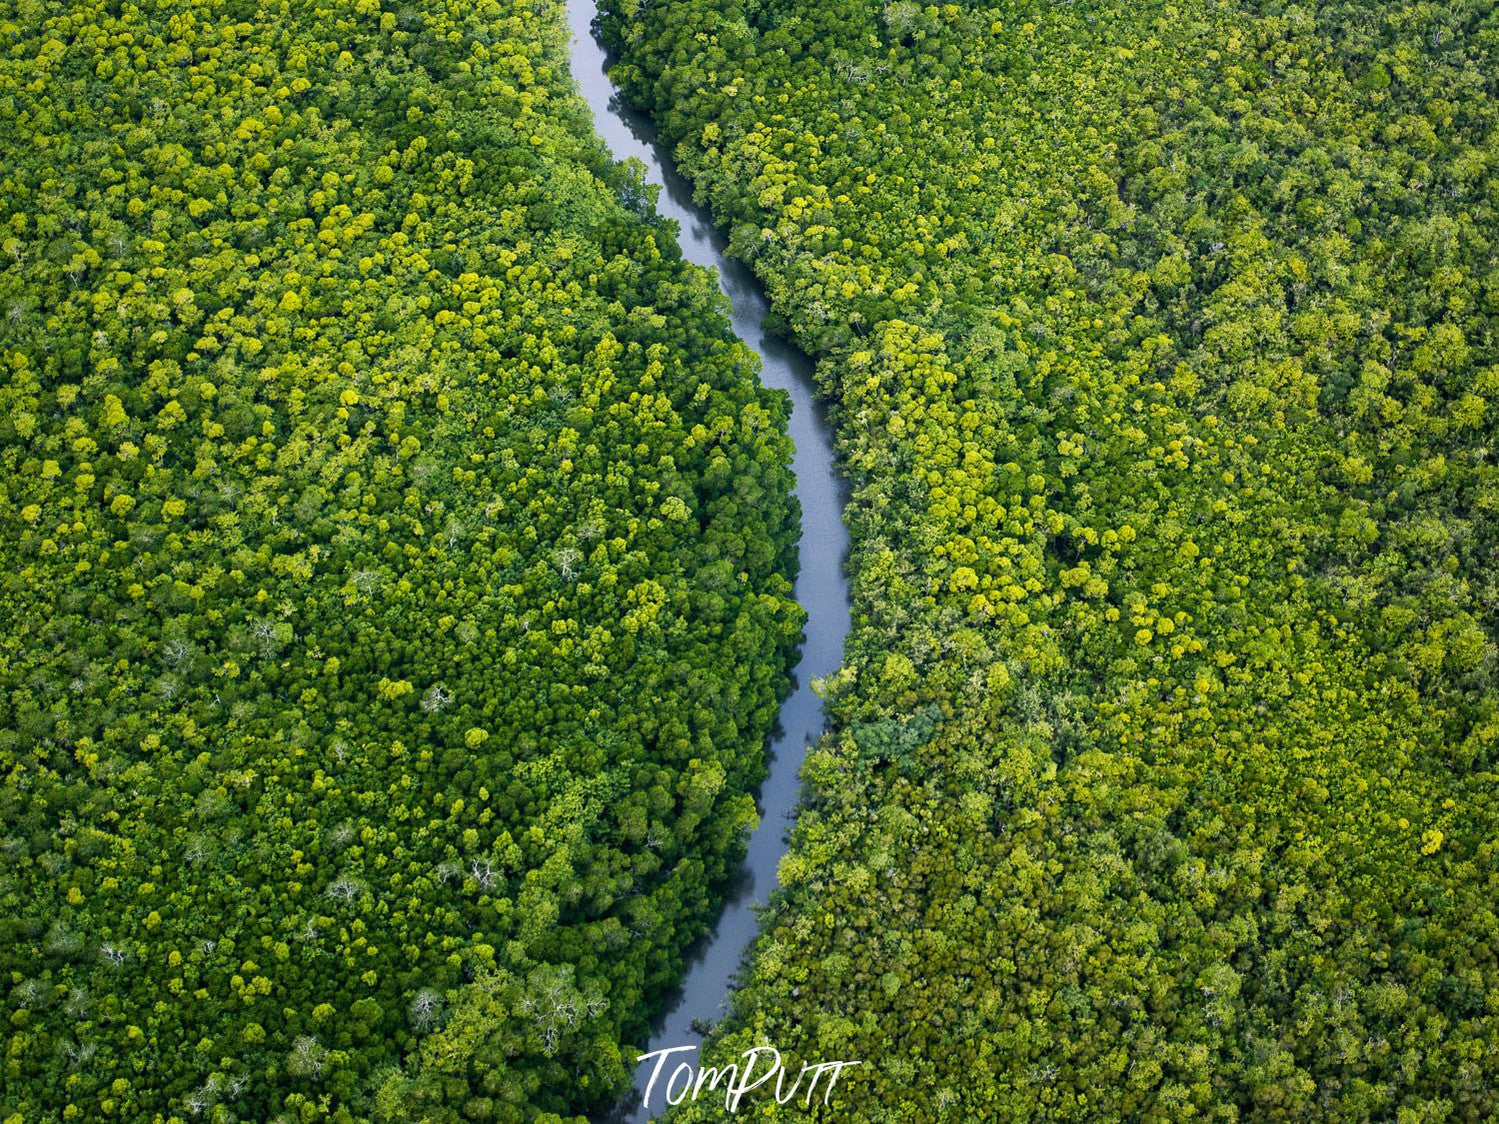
[562,2,852,1119]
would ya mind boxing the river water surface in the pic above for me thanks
[561,2,852,1119]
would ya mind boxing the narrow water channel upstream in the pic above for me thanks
[562,2,853,1119]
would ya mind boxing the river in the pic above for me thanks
[561,1,852,1119]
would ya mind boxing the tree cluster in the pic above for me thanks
[601,0,1499,1116]
[0,0,803,1120]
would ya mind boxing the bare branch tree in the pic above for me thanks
[421,684,453,714]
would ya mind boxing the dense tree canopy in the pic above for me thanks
[602,0,1499,1117]
[0,0,803,1120]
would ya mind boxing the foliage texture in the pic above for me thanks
[601,0,1499,1117]
[0,0,803,1119]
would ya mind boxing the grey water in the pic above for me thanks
[562,1,852,1119]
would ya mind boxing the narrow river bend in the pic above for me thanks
[562,2,853,1119]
